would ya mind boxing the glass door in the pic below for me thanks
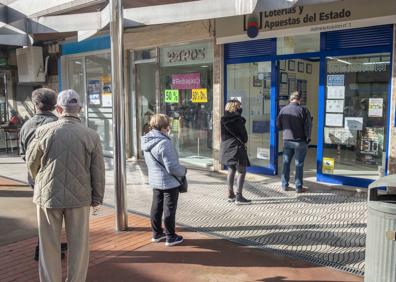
[226,61,275,174]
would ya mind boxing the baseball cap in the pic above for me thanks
[57,89,82,110]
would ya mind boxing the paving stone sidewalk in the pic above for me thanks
[104,160,367,276]
[0,155,367,276]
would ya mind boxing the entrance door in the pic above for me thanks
[226,61,276,174]
[277,58,320,178]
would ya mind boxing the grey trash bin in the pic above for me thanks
[364,175,396,282]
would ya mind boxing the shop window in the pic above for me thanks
[322,53,390,179]
[226,61,272,168]
[159,42,213,168]
[277,34,320,55]
[67,58,85,122]
[85,53,113,155]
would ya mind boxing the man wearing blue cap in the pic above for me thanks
[26,89,105,282]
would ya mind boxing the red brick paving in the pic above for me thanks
[0,176,27,187]
[0,210,363,282]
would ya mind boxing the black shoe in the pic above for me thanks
[61,242,68,252]
[151,233,167,243]
[227,194,236,202]
[165,235,184,246]
[235,194,251,205]
[34,245,39,261]
[281,185,288,191]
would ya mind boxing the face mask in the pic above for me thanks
[237,108,243,114]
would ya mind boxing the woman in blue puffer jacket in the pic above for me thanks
[141,114,186,246]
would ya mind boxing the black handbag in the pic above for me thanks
[149,150,188,193]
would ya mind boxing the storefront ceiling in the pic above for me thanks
[0,0,341,46]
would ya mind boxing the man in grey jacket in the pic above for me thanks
[26,89,105,282]
[19,88,65,261]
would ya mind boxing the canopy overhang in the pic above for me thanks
[0,0,340,45]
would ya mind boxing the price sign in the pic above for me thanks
[164,89,179,103]
[192,88,208,103]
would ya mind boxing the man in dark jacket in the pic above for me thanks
[19,88,61,261]
[277,91,312,193]
[20,88,58,161]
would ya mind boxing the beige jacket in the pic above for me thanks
[26,116,105,208]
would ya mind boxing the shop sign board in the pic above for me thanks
[160,42,213,67]
[322,157,334,174]
[368,98,383,117]
[171,73,200,90]
[164,89,179,103]
[216,0,396,43]
[191,88,208,103]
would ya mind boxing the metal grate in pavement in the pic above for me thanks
[104,162,367,276]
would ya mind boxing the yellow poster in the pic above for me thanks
[322,157,334,174]
[192,88,208,103]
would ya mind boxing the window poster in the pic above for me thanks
[344,117,363,131]
[325,113,343,127]
[326,99,344,113]
[164,89,179,103]
[87,80,101,105]
[257,147,270,160]
[357,127,384,165]
[324,127,357,145]
[191,88,208,103]
[327,86,345,99]
[368,98,383,117]
[327,74,344,86]
[322,157,335,174]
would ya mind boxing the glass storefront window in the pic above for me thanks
[323,53,390,179]
[277,34,320,55]
[85,53,113,155]
[137,62,157,136]
[226,62,272,167]
[67,58,85,122]
[159,42,213,168]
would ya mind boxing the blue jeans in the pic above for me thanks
[281,140,308,189]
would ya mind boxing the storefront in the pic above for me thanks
[125,21,220,169]
[217,0,396,187]
[60,36,113,157]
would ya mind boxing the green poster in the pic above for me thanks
[164,89,179,103]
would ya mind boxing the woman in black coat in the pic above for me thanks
[220,99,251,205]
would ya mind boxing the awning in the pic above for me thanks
[0,0,340,45]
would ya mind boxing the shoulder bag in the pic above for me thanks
[149,150,188,193]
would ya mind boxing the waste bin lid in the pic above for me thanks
[368,200,396,214]
[369,174,396,189]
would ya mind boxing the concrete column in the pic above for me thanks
[212,42,224,171]
[388,25,396,174]
[110,0,128,231]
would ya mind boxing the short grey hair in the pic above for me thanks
[289,91,301,102]
[32,88,57,112]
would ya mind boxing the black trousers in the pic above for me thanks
[150,187,179,239]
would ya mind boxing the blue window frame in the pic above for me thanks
[224,25,394,188]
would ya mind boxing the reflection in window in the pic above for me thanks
[85,53,113,154]
[323,53,390,179]
[226,62,272,167]
[277,34,320,55]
